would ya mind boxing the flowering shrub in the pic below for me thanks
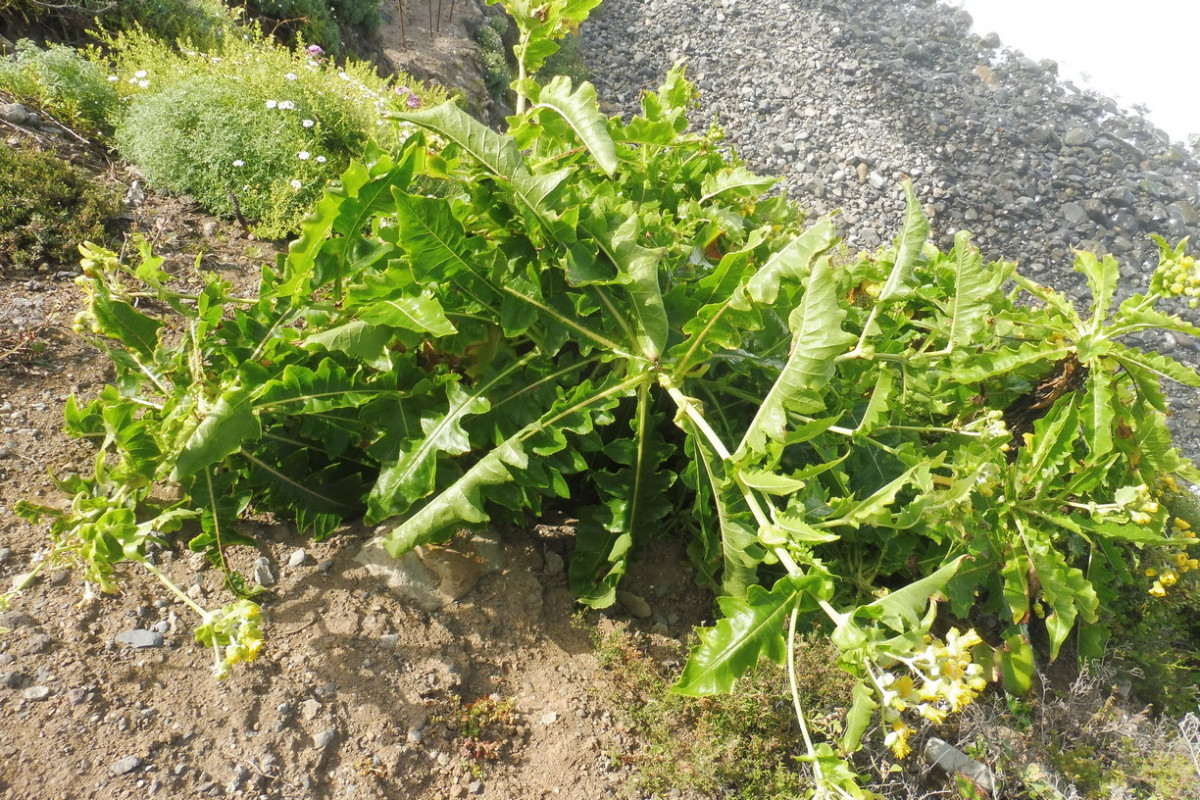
[103,27,444,237]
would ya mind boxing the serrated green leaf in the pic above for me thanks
[699,165,775,204]
[766,511,840,544]
[1084,368,1115,459]
[302,320,393,368]
[368,380,492,520]
[379,437,525,554]
[737,469,806,495]
[171,388,260,481]
[391,189,487,285]
[1000,632,1034,695]
[854,555,964,633]
[1108,341,1200,388]
[673,573,825,696]
[842,681,879,753]
[953,342,1074,383]
[532,76,617,176]
[355,292,457,337]
[853,364,895,439]
[738,257,856,454]
[1026,533,1098,660]
[1111,298,1200,339]
[392,102,567,234]
[878,180,929,302]
[254,359,377,415]
[744,216,837,306]
[1019,396,1081,497]
[91,294,163,361]
[945,230,998,350]
[1073,250,1119,332]
[586,214,667,359]
[830,460,935,529]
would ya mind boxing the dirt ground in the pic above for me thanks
[0,6,722,799]
[0,163,720,800]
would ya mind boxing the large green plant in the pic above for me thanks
[8,1,1200,794]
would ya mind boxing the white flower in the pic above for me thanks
[285,72,297,81]
[278,100,295,110]
[290,179,302,189]
[297,151,310,160]
[232,159,245,167]
[107,75,118,82]
[137,80,150,88]
[302,119,314,128]
[315,155,326,164]
[338,72,351,81]
[135,70,147,78]
[265,99,278,109]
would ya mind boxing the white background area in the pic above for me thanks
[951,0,1199,143]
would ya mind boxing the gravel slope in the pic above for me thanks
[580,0,1200,458]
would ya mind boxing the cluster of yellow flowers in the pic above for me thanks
[1147,517,1199,598]
[876,628,988,759]
[196,600,265,679]
[1150,239,1200,309]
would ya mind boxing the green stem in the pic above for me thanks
[141,560,208,618]
[515,32,530,115]
[661,378,802,577]
[788,607,822,786]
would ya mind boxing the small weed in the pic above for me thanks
[104,26,444,237]
[428,694,524,774]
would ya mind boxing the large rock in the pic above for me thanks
[356,529,506,611]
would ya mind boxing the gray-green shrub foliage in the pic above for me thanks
[0,40,119,135]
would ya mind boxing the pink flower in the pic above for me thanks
[306,44,325,57]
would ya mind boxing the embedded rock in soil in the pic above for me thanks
[356,529,506,611]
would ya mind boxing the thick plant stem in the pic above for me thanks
[515,31,530,115]
[788,607,823,787]
[661,379,802,577]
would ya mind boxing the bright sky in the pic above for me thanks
[951,0,1200,143]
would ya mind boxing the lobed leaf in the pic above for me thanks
[738,257,855,455]
[532,76,618,177]
[673,572,827,696]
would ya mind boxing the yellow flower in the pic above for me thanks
[1174,517,1192,532]
[1149,582,1167,598]
[1145,567,1158,577]
[1160,570,1178,587]
[917,703,948,724]
[884,722,913,759]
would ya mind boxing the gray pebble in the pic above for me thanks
[253,556,276,587]
[114,629,165,648]
[287,548,314,568]
[616,590,652,619]
[313,727,337,750]
[22,685,51,701]
[0,611,39,629]
[110,755,143,775]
